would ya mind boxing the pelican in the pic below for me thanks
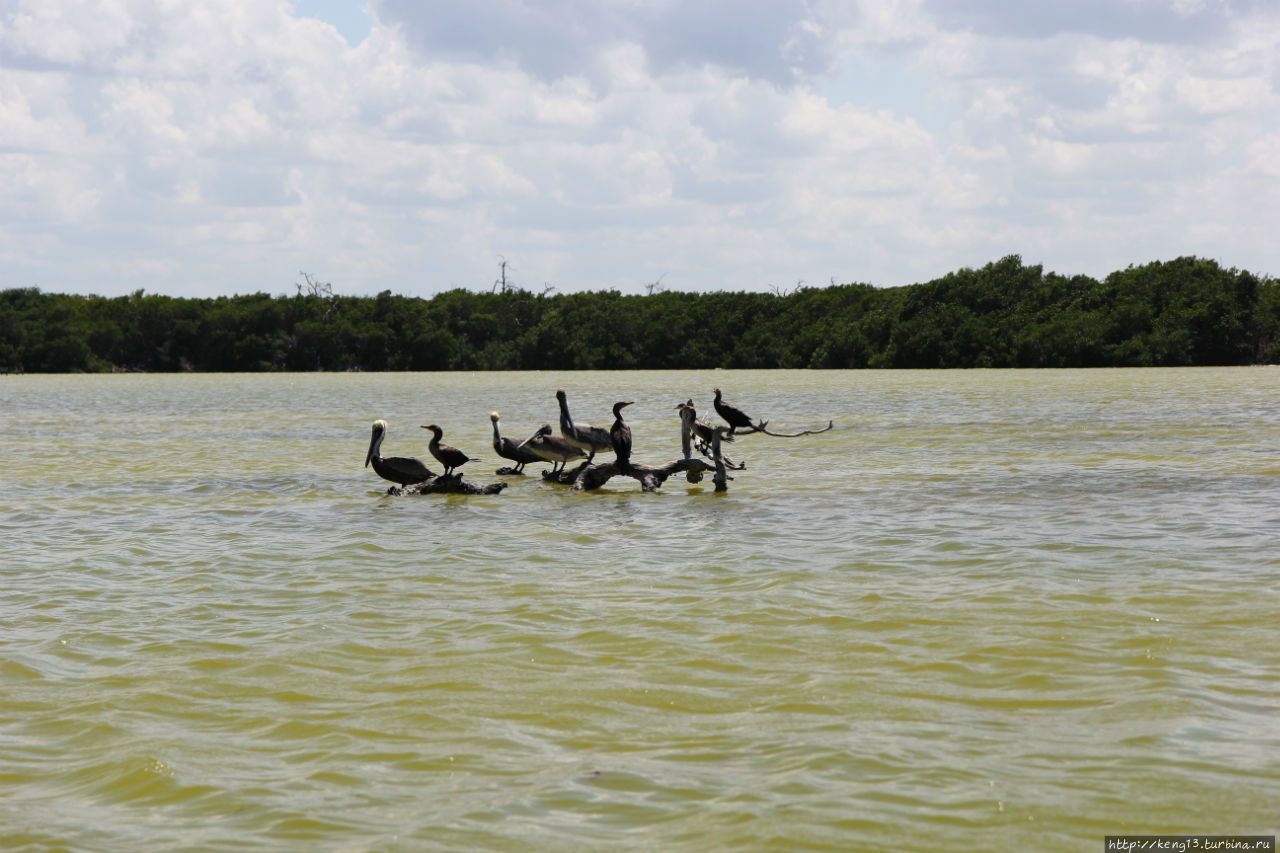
[518,423,587,473]
[420,424,477,476]
[677,399,734,445]
[610,401,634,471]
[556,388,613,461]
[490,411,543,474]
[365,419,435,485]
[713,387,757,435]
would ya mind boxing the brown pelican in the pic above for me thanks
[490,411,543,473]
[420,424,477,476]
[556,388,613,461]
[365,419,435,485]
[518,423,587,473]
[713,387,756,435]
[677,399,734,445]
[610,401,634,470]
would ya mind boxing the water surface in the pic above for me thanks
[2,369,1278,851]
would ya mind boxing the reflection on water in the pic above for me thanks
[2,369,1279,851]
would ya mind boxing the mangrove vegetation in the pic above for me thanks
[3,255,1277,373]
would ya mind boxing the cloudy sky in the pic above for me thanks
[1,0,1276,298]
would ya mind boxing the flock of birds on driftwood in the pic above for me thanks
[364,387,768,492]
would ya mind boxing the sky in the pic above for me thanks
[1,0,1276,299]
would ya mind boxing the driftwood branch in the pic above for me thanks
[710,428,731,492]
[732,420,834,438]
[387,474,507,496]
[678,401,745,470]
[689,437,746,470]
[539,456,727,492]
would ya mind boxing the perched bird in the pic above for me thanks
[556,388,613,461]
[518,423,588,473]
[365,419,435,486]
[420,424,477,476]
[610,401,634,470]
[490,411,543,474]
[676,399,734,445]
[713,387,757,435]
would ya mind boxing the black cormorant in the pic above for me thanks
[420,424,477,476]
[677,399,735,445]
[610,401,634,470]
[713,387,756,436]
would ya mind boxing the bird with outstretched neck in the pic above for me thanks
[556,389,613,461]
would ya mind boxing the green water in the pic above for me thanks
[2,369,1278,851]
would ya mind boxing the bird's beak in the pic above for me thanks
[365,445,373,467]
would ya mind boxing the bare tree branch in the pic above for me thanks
[492,255,512,293]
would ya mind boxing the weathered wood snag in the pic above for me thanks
[541,458,722,492]
[730,420,834,438]
[710,427,731,493]
[677,400,745,470]
[387,475,507,496]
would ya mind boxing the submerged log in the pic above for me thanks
[387,474,508,496]
[540,457,723,492]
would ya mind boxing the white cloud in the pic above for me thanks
[0,0,1275,298]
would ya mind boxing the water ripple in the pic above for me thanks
[3,369,1279,850]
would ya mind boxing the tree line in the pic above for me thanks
[2,255,1277,373]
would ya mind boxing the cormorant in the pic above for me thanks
[518,423,588,473]
[420,424,477,476]
[713,387,756,435]
[555,389,613,461]
[676,399,734,445]
[490,412,543,474]
[365,419,435,486]
[610,401,634,470]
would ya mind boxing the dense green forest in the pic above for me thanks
[2,255,1277,372]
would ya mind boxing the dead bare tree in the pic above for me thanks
[644,273,667,296]
[768,279,805,297]
[297,271,339,322]
[492,255,512,293]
